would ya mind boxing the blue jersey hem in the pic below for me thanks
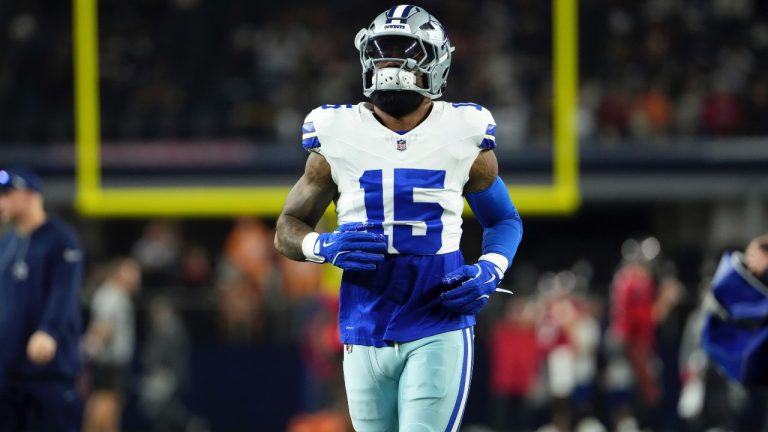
[341,317,475,347]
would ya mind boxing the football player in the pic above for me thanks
[275,5,523,430]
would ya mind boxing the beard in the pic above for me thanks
[370,90,425,118]
[759,269,768,286]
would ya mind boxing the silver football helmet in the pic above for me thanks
[354,5,455,99]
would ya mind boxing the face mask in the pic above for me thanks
[370,90,425,118]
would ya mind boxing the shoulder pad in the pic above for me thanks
[447,102,497,150]
[301,104,357,151]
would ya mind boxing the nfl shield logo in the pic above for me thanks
[396,139,407,151]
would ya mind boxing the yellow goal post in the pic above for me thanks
[73,0,579,217]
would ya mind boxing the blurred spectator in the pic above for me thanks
[701,87,745,135]
[286,411,350,432]
[299,295,343,413]
[567,299,601,426]
[83,258,141,432]
[604,237,681,431]
[180,244,213,288]
[536,272,581,432]
[216,270,265,342]
[674,74,705,135]
[216,218,274,341]
[630,83,672,139]
[131,220,181,289]
[278,254,324,300]
[487,297,541,432]
[138,297,199,432]
[597,82,632,141]
[745,79,768,135]
[3,0,768,146]
[223,217,274,287]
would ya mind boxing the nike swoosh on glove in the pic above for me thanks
[440,260,505,315]
[314,222,387,271]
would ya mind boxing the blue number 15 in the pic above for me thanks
[360,168,446,254]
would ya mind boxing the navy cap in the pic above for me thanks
[0,168,44,193]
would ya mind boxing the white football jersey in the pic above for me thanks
[302,101,496,255]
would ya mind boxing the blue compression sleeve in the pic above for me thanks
[466,177,523,270]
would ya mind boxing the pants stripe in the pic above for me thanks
[445,327,473,432]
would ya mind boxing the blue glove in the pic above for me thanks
[307,222,387,271]
[440,260,506,315]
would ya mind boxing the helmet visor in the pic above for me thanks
[364,35,434,64]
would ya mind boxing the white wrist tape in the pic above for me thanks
[479,253,509,277]
[301,232,325,263]
[480,253,513,295]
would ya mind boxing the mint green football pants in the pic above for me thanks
[342,327,474,432]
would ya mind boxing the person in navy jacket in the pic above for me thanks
[0,168,84,431]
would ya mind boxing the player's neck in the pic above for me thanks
[372,99,433,132]
[16,206,47,235]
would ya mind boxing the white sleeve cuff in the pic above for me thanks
[479,253,508,277]
[301,232,325,263]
